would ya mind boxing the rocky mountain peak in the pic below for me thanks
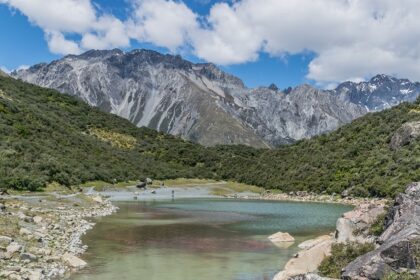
[268,83,279,91]
[11,49,420,147]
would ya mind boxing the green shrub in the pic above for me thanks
[369,211,388,236]
[319,242,375,278]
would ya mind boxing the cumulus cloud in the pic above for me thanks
[128,0,199,51]
[0,0,129,55]
[3,0,420,84]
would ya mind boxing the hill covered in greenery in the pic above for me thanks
[216,100,420,197]
[0,76,217,190]
[1,76,419,197]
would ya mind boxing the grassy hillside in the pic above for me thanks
[1,76,419,197]
[216,101,420,197]
[0,76,216,190]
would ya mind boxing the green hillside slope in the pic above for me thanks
[217,101,420,197]
[1,76,419,197]
[0,76,216,190]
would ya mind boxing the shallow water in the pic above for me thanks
[72,199,352,280]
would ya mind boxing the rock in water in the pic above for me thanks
[342,182,420,279]
[62,253,87,269]
[268,231,295,243]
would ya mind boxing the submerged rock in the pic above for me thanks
[268,232,295,243]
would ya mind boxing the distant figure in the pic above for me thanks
[161,182,165,187]
[136,182,147,189]
[171,190,175,199]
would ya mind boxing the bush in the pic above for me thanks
[369,211,387,236]
[319,242,375,278]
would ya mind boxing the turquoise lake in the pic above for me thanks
[72,199,352,280]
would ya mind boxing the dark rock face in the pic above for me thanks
[342,182,420,279]
[11,50,420,147]
[390,121,420,150]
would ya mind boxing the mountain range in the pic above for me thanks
[12,49,420,147]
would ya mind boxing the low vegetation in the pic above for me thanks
[1,76,419,198]
[369,211,388,236]
[319,242,375,278]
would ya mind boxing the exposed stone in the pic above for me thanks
[390,121,420,150]
[268,232,295,243]
[342,182,420,279]
[6,242,22,255]
[62,253,87,269]
[298,235,331,250]
[0,235,13,246]
[335,201,385,243]
[28,269,42,280]
[288,273,335,280]
[20,252,37,262]
[91,196,103,204]
[19,228,32,236]
[274,237,334,280]
[33,216,43,224]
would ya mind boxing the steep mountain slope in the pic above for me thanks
[14,49,420,147]
[1,75,419,197]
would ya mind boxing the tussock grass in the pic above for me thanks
[89,128,137,149]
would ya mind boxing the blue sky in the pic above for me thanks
[1,0,420,88]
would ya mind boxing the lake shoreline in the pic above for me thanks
[0,185,385,280]
[0,193,117,280]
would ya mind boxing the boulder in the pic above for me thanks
[91,196,103,204]
[268,231,295,243]
[390,121,420,150]
[335,202,385,243]
[33,216,43,224]
[342,182,420,279]
[274,237,333,280]
[298,235,331,250]
[62,253,87,269]
[0,235,12,246]
[19,227,32,236]
[20,252,37,262]
[28,269,42,280]
[6,242,22,254]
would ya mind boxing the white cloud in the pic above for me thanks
[45,31,82,55]
[3,0,420,84]
[128,0,198,51]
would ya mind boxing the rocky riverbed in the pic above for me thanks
[0,193,117,280]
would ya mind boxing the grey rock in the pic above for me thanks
[6,242,22,253]
[342,182,420,279]
[12,50,420,147]
[0,235,12,245]
[288,273,334,280]
[20,252,37,262]
[390,121,420,150]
